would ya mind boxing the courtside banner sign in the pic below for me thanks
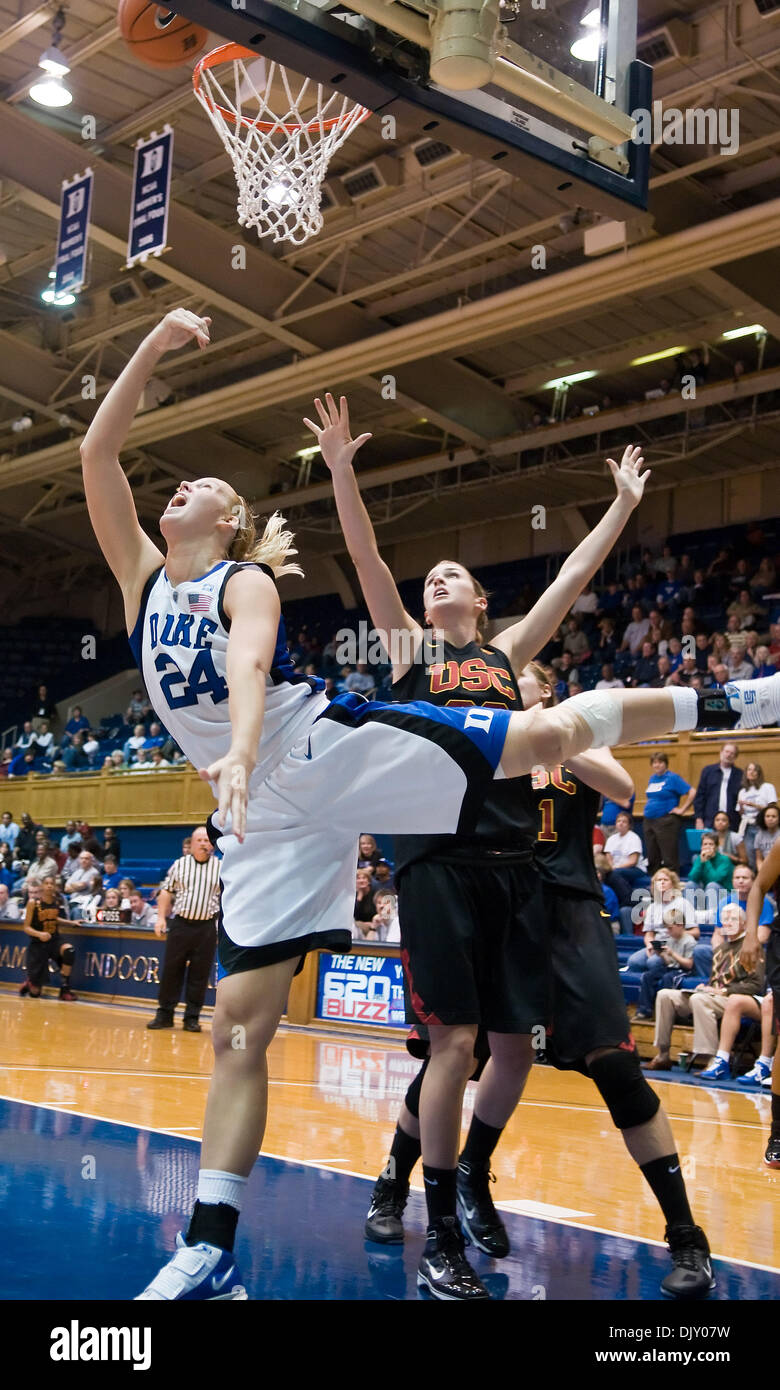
[127,127,174,269]
[54,169,93,295]
[316,950,406,1028]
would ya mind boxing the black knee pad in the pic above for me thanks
[60,944,75,967]
[588,1048,660,1130]
[404,1057,429,1119]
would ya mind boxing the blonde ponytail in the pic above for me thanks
[227,501,303,580]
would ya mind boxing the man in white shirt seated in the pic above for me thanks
[604,810,650,905]
[64,850,98,897]
[595,663,625,690]
[0,884,22,920]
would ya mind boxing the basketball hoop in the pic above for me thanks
[193,43,371,246]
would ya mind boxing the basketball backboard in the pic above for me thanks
[174,0,650,217]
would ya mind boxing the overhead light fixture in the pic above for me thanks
[541,370,598,389]
[722,323,765,340]
[571,7,603,61]
[41,287,76,306]
[30,8,72,107]
[295,445,319,460]
[630,345,687,365]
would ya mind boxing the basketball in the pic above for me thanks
[117,0,208,68]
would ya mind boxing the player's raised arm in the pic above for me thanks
[80,309,211,619]
[304,393,423,679]
[492,445,649,672]
[565,748,634,805]
[198,566,279,842]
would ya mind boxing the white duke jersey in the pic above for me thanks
[128,560,325,792]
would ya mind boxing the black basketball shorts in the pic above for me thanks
[766,926,780,1034]
[398,857,548,1033]
[542,885,633,1070]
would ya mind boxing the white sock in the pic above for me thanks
[716,1049,730,1063]
[729,673,780,729]
[197,1169,247,1211]
[670,687,698,732]
[760,1055,773,1069]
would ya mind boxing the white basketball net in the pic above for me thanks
[194,50,371,246]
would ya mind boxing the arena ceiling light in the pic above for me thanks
[30,8,72,107]
[541,370,598,389]
[721,323,766,340]
[41,287,76,306]
[630,345,687,365]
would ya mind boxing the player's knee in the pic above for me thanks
[429,1026,479,1077]
[212,1006,273,1061]
[587,1047,660,1130]
[524,704,566,769]
[60,944,75,967]
[404,1058,429,1119]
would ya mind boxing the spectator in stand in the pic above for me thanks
[357,834,381,870]
[701,988,775,1085]
[594,853,620,929]
[596,617,617,665]
[667,638,684,671]
[64,849,98,897]
[125,688,151,725]
[372,859,394,893]
[107,750,128,772]
[69,871,104,923]
[61,840,82,881]
[14,813,41,866]
[143,722,166,750]
[102,854,121,891]
[62,730,90,771]
[59,821,80,855]
[551,651,578,695]
[371,890,401,944]
[562,616,591,665]
[34,720,55,758]
[0,849,15,892]
[571,583,598,617]
[633,906,698,1021]
[130,748,153,773]
[14,723,37,756]
[736,761,777,867]
[752,645,775,678]
[62,706,90,745]
[25,837,60,890]
[8,749,48,779]
[353,869,376,939]
[0,884,22,920]
[595,663,624,690]
[645,902,763,1072]
[118,877,135,906]
[129,891,156,930]
[694,741,742,831]
[149,748,171,770]
[727,556,753,598]
[751,556,776,599]
[124,723,147,763]
[633,641,658,686]
[726,636,755,682]
[82,730,100,767]
[712,810,744,867]
[620,605,650,657]
[679,654,699,685]
[649,655,672,688]
[344,663,376,698]
[694,632,711,673]
[1,812,19,850]
[755,804,780,872]
[728,589,765,631]
[642,752,695,876]
[30,684,57,734]
[103,828,122,862]
[689,832,733,891]
[603,810,649,905]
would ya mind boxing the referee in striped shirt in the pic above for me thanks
[147,826,221,1033]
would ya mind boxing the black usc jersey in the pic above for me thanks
[391,633,536,873]
[531,764,602,900]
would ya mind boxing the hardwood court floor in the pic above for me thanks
[1,991,778,1275]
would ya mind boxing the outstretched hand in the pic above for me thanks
[303,393,372,472]
[199,749,253,843]
[148,308,211,355]
[606,444,650,508]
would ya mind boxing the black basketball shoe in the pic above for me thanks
[456,1159,510,1258]
[661,1224,715,1299]
[364,1175,409,1244]
[764,1136,780,1169]
[417,1216,490,1301]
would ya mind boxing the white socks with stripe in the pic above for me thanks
[197,1170,247,1212]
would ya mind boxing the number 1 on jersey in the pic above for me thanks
[538,797,557,842]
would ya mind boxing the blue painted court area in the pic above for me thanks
[0,1097,777,1302]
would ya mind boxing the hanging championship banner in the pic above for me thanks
[127,126,174,268]
[54,168,93,296]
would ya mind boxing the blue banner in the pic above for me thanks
[127,127,173,269]
[0,922,216,1007]
[316,950,406,1028]
[55,169,93,296]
